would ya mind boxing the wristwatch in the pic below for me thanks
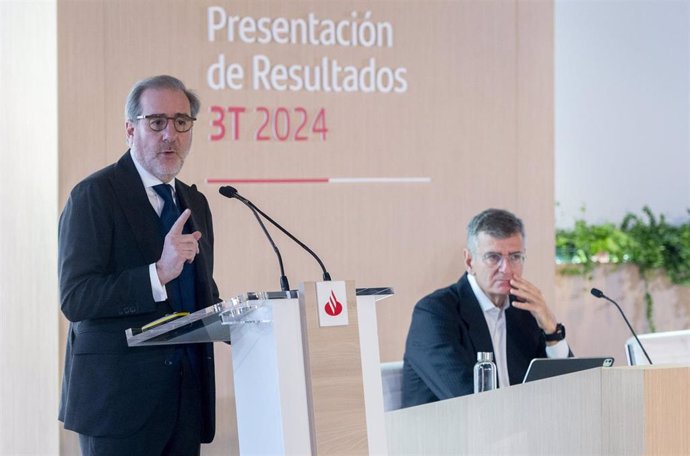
[543,323,566,342]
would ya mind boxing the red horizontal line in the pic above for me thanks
[207,178,329,184]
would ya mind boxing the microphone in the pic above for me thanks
[219,186,332,282]
[219,186,290,292]
[590,288,653,365]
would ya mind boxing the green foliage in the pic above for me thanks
[556,206,690,285]
[644,290,655,333]
[556,220,633,275]
[556,206,690,332]
[620,207,690,285]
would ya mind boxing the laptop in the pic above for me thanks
[522,357,615,383]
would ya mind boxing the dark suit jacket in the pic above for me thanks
[58,151,220,441]
[402,273,547,408]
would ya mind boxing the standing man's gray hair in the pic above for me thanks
[124,74,200,120]
[467,208,525,254]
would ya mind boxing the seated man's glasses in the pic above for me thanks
[135,114,196,133]
[481,252,526,267]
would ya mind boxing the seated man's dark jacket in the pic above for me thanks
[402,273,548,408]
[58,151,221,441]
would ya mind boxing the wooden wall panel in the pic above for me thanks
[516,0,556,305]
[56,1,554,454]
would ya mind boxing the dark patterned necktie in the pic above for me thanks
[152,183,196,313]
[152,183,200,380]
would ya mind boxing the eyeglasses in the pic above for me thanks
[135,114,196,133]
[481,252,526,267]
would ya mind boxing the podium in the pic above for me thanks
[126,282,393,455]
[385,365,690,455]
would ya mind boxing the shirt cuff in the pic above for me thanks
[149,263,168,302]
[546,339,570,359]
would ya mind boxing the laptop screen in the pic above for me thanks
[522,357,615,383]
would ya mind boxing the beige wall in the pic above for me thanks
[57,1,555,454]
[2,1,555,455]
[0,1,60,455]
[556,264,690,364]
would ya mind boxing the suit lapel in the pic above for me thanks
[457,274,494,354]
[174,182,200,232]
[175,181,212,310]
[505,306,537,384]
[111,152,163,264]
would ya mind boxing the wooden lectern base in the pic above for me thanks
[386,365,690,455]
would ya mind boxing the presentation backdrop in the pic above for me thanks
[58,1,554,453]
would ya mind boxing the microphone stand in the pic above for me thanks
[591,288,653,365]
[233,195,290,292]
[219,186,332,282]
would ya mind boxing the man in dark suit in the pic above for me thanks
[402,208,570,408]
[58,75,221,455]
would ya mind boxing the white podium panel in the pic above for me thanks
[229,298,311,455]
[126,285,393,455]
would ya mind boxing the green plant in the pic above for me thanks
[556,206,690,332]
[621,207,690,285]
[556,220,633,274]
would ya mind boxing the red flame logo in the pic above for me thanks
[324,290,343,316]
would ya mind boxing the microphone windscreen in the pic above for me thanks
[219,186,238,198]
[590,288,604,298]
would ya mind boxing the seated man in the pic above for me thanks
[402,208,570,407]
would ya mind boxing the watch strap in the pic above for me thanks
[543,323,565,342]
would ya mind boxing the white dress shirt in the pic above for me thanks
[131,153,178,303]
[467,274,569,388]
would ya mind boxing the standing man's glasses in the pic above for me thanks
[134,114,196,133]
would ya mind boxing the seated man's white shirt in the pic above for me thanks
[468,273,569,388]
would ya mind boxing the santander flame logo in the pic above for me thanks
[324,290,343,316]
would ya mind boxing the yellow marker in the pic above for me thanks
[141,312,190,331]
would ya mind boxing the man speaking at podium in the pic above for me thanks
[402,209,570,408]
[58,75,221,455]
